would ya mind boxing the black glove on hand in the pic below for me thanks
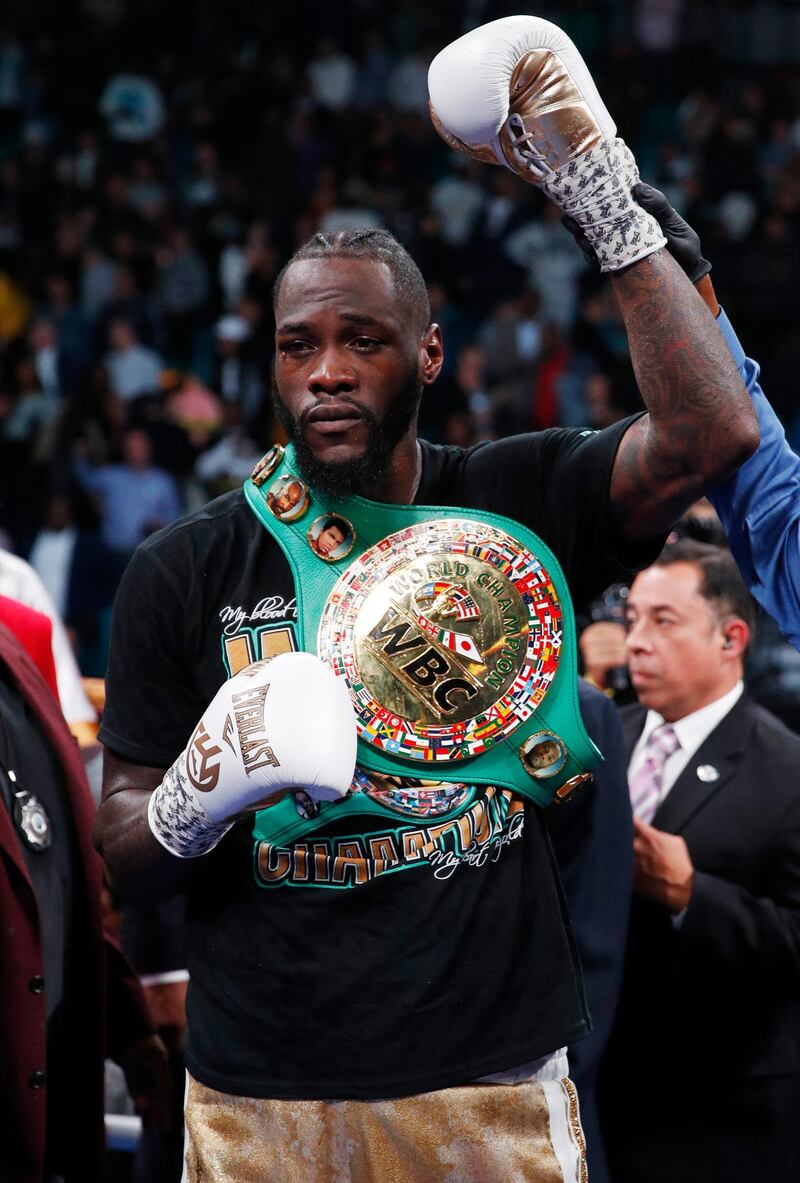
[632,182,711,282]
[563,182,712,282]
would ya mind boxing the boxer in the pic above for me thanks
[95,16,757,1181]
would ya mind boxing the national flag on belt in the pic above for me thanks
[435,625,483,664]
[471,718,496,740]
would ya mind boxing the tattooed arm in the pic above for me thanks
[609,249,758,540]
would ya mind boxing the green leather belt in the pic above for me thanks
[243,444,600,847]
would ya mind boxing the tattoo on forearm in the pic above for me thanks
[609,249,757,537]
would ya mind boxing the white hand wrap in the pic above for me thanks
[148,652,357,858]
[428,15,666,271]
[533,137,666,272]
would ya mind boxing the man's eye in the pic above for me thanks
[280,340,312,355]
[351,337,382,351]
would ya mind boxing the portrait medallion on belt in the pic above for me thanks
[317,518,563,764]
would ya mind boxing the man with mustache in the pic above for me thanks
[94,16,759,1181]
[601,540,800,1182]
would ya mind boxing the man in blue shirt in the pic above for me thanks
[75,426,182,556]
[708,327,800,650]
[597,185,800,651]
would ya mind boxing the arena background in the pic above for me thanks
[3,1,800,1173]
[3,0,800,560]
[0,3,797,663]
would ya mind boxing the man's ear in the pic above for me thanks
[721,618,749,658]
[419,323,444,386]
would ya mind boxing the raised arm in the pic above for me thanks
[427,17,759,545]
[613,182,800,647]
[608,250,758,540]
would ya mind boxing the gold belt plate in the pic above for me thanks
[317,519,563,763]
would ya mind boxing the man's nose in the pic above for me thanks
[308,348,356,395]
[625,618,650,655]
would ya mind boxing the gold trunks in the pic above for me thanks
[183,1071,587,1182]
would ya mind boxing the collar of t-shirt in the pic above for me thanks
[627,680,744,809]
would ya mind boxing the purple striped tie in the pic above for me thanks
[629,724,680,823]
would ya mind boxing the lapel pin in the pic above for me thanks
[696,764,720,783]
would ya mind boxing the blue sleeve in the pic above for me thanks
[709,310,800,650]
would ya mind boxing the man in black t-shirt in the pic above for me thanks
[95,24,759,1182]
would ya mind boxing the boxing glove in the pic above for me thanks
[428,16,666,271]
[148,652,357,858]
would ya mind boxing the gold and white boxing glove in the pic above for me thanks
[148,653,356,858]
[428,15,666,271]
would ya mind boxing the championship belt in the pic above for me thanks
[243,444,600,847]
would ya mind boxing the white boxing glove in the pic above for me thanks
[428,16,666,271]
[148,652,356,858]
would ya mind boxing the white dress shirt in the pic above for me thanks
[627,680,744,810]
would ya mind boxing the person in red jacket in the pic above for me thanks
[0,599,169,1183]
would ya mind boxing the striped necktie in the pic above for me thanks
[629,723,680,823]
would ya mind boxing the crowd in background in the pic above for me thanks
[1,0,800,686]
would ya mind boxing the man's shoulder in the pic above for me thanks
[742,698,800,760]
[418,427,603,491]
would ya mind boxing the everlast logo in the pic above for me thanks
[366,606,479,715]
[231,684,281,774]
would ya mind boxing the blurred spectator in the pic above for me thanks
[213,314,264,426]
[80,245,117,325]
[505,203,587,327]
[308,38,356,112]
[162,370,223,450]
[2,354,57,444]
[105,318,163,401]
[28,318,71,400]
[27,490,122,676]
[429,160,485,247]
[74,427,182,557]
[195,418,263,496]
[385,48,430,113]
[480,287,543,433]
[98,264,160,350]
[583,371,629,431]
[99,71,165,142]
[156,227,211,368]
[0,547,97,728]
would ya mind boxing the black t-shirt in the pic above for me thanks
[101,418,660,1100]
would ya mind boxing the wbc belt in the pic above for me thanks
[243,444,600,845]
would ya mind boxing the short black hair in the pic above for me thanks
[654,539,756,635]
[273,229,431,336]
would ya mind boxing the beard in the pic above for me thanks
[272,371,422,499]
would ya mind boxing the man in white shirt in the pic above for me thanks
[0,548,96,729]
[599,539,800,1183]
